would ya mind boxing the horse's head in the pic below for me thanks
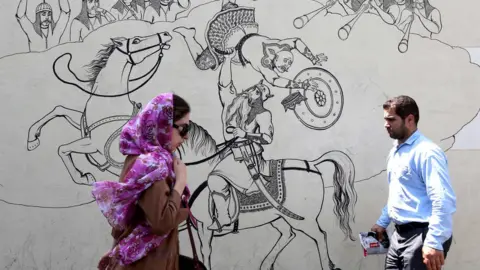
[174,121,220,168]
[110,32,172,65]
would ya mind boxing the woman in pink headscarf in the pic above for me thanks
[91,93,194,270]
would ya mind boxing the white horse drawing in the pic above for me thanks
[26,32,172,185]
[176,121,358,270]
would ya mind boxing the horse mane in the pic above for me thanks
[83,42,117,87]
[182,121,219,164]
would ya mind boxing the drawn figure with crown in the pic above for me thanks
[16,0,71,52]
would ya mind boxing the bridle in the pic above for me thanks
[63,33,170,98]
[115,33,169,66]
[180,126,239,167]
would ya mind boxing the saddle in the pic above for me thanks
[207,159,289,233]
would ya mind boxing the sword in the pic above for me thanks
[238,146,304,220]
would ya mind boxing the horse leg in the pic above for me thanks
[260,218,296,270]
[27,106,83,151]
[173,27,219,71]
[58,137,98,186]
[172,27,204,62]
[292,220,338,270]
[196,221,214,270]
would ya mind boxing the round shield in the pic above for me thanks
[289,67,344,130]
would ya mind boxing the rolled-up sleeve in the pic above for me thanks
[138,181,189,236]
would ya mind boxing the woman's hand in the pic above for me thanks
[173,157,187,195]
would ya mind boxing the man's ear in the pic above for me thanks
[407,114,415,126]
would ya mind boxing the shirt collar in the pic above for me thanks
[394,129,421,148]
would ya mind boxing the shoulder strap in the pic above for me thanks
[186,216,199,262]
[184,200,203,269]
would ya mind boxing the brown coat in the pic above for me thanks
[104,156,189,270]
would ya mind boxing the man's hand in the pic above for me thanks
[233,128,246,138]
[422,246,445,270]
[96,7,107,15]
[371,224,387,241]
[224,50,237,60]
[301,79,319,92]
[312,53,328,66]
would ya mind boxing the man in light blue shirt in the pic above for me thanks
[371,95,456,270]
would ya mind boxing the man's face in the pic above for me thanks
[383,108,408,140]
[247,87,261,106]
[124,0,133,5]
[274,51,293,73]
[40,11,52,28]
[87,0,100,15]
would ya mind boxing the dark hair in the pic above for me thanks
[383,95,419,124]
[173,94,190,122]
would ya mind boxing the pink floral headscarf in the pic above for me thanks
[91,93,186,266]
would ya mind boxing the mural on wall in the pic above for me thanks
[2,0,480,269]
[174,3,342,130]
[69,0,116,42]
[16,0,71,52]
[143,0,193,22]
[26,31,172,185]
[10,0,213,55]
[22,2,357,269]
[173,51,357,269]
[294,0,442,53]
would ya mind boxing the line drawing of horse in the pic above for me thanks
[25,32,172,186]
[176,121,358,270]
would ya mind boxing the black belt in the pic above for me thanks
[394,222,429,234]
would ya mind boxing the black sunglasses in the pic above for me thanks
[173,123,190,137]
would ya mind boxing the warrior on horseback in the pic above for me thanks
[207,53,302,231]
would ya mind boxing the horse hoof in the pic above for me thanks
[85,173,96,184]
[75,173,96,186]
[329,261,340,270]
[27,138,40,151]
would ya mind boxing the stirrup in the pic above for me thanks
[207,217,224,232]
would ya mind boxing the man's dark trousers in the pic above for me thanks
[385,222,453,270]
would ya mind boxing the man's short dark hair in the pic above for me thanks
[383,95,419,124]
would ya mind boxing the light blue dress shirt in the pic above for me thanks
[376,130,457,251]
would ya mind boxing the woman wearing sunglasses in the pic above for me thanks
[91,93,197,270]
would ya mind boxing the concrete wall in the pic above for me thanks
[1,0,479,269]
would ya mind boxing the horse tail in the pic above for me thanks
[311,150,357,241]
[52,52,92,93]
